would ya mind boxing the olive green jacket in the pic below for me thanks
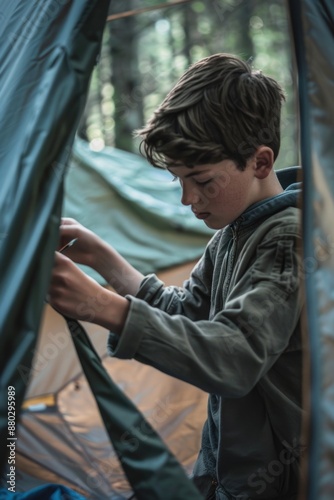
[109,184,305,499]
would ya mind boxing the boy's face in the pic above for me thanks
[168,158,258,229]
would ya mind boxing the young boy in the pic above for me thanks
[49,54,304,499]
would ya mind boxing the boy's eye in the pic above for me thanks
[195,179,212,186]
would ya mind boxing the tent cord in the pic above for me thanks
[107,0,195,22]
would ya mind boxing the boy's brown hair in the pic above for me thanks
[137,53,285,170]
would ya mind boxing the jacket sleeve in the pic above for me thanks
[107,224,303,397]
[134,229,222,320]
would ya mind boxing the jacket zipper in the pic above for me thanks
[206,479,218,500]
[223,222,240,299]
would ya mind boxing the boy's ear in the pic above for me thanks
[253,146,274,179]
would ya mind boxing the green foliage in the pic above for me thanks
[80,0,298,170]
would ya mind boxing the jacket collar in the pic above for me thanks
[230,182,302,230]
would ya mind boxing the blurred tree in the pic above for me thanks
[235,1,254,60]
[183,3,197,66]
[108,0,144,151]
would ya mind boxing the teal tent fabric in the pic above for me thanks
[288,0,334,498]
[64,138,214,280]
[0,0,110,472]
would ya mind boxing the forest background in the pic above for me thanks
[78,0,298,171]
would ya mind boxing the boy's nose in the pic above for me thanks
[181,184,201,206]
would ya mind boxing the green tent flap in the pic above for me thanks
[67,317,202,499]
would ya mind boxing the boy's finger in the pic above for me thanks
[60,217,78,226]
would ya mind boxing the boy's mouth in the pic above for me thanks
[193,210,210,220]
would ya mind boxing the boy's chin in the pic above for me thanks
[204,219,227,230]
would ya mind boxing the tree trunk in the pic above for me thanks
[108,0,143,152]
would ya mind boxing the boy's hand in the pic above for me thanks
[58,217,145,297]
[48,252,129,333]
[58,217,103,270]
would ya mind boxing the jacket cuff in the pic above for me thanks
[107,295,146,359]
[136,273,165,302]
